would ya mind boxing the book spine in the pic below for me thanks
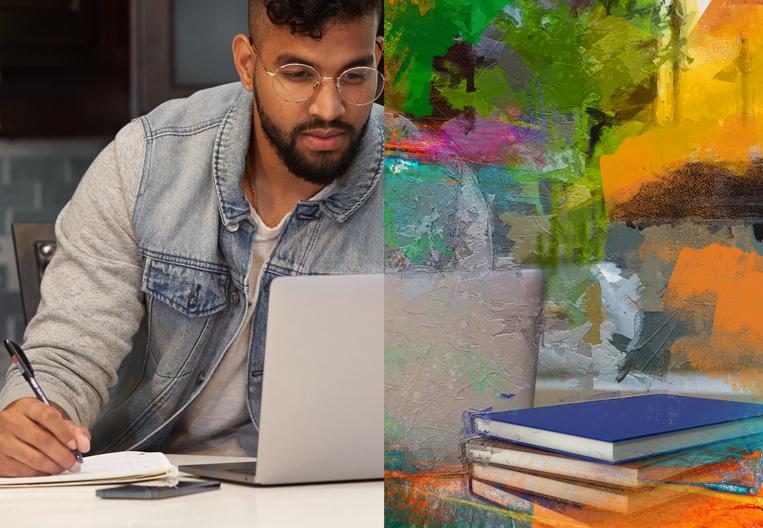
[473,419,617,462]
[469,478,615,528]
[466,445,642,488]
[462,407,493,436]
[472,463,628,513]
[469,477,535,515]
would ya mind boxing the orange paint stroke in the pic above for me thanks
[664,245,763,394]
[601,120,711,204]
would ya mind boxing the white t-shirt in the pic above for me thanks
[158,183,336,456]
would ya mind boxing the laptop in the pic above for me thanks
[179,274,383,485]
[384,269,544,465]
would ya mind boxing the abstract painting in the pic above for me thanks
[384,0,763,525]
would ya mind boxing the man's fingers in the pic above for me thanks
[0,451,48,478]
[25,402,77,450]
[6,400,79,471]
[0,428,67,475]
[0,399,89,477]
[69,424,91,454]
[11,417,77,473]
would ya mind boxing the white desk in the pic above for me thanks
[0,455,383,528]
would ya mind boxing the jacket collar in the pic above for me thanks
[212,85,383,229]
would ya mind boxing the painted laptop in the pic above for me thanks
[384,270,545,466]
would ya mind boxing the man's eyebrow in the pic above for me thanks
[274,53,376,71]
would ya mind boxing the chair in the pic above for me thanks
[11,223,57,325]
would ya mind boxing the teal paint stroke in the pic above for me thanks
[384,156,458,268]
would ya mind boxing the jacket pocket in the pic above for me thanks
[142,257,229,317]
[141,257,229,378]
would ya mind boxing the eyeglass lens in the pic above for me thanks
[272,65,384,105]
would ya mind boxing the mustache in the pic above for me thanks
[290,119,356,137]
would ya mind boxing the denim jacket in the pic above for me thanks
[0,83,383,454]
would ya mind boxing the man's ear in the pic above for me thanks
[232,34,256,91]
[375,37,384,67]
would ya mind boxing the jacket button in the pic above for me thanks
[230,291,240,305]
[196,371,205,385]
[226,223,239,232]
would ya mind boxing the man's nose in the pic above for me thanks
[308,79,345,122]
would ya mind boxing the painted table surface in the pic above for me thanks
[384,472,763,528]
[0,454,383,528]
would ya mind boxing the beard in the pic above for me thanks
[252,82,370,186]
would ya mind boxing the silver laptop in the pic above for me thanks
[179,274,383,485]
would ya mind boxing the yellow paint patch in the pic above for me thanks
[602,1,763,207]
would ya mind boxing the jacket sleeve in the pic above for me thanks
[0,120,147,428]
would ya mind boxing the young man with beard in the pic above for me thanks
[0,0,383,477]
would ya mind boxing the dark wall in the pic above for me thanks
[0,0,130,138]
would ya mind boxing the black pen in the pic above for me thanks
[3,339,84,464]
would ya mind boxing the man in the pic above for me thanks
[0,0,383,477]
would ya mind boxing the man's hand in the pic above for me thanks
[0,397,91,477]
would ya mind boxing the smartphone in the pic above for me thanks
[96,480,220,500]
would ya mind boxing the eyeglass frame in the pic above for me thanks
[248,37,385,107]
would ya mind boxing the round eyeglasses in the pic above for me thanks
[250,40,385,106]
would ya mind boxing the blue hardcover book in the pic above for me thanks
[467,394,763,463]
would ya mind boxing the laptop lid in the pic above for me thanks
[384,269,544,465]
[253,274,384,484]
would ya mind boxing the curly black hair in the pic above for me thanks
[249,0,382,40]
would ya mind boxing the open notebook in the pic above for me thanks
[0,451,177,487]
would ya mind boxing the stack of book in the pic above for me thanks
[462,394,763,526]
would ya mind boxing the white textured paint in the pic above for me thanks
[595,262,644,345]
[538,372,758,397]
[454,161,494,272]
[400,273,447,302]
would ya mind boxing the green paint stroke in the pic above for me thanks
[438,67,521,119]
[429,0,668,267]
[385,205,399,248]
[385,0,509,116]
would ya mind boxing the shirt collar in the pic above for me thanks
[212,85,383,229]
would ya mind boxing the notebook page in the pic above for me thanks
[0,451,178,487]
